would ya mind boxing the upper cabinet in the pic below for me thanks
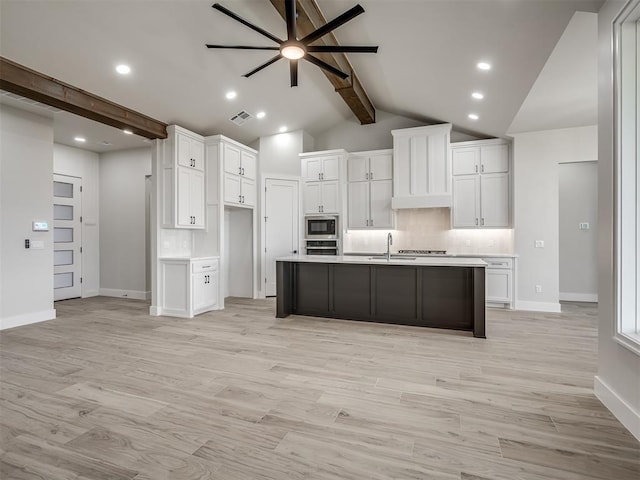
[300,150,346,215]
[451,139,511,228]
[162,125,205,229]
[347,150,393,229]
[391,124,452,209]
[206,135,258,209]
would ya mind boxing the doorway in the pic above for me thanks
[53,174,82,301]
[264,178,299,297]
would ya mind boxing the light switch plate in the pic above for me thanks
[31,240,44,250]
[534,240,544,248]
[579,222,590,230]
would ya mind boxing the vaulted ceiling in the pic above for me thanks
[0,0,602,152]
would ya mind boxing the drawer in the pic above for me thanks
[192,259,218,273]
[482,257,513,269]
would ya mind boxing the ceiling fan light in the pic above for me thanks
[281,44,305,60]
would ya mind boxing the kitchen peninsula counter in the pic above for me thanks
[276,255,486,337]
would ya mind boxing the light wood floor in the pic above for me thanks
[0,297,638,480]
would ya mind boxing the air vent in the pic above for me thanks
[0,89,63,113]
[229,110,253,126]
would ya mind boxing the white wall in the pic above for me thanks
[99,147,152,299]
[258,129,310,176]
[512,125,597,312]
[559,161,598,301]
[313,110,479,152]
[0,105,55,329]
[53,144,100,297]
[595,0,640,441]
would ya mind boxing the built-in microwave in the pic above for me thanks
[305,216,338,239]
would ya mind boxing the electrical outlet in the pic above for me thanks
[534,240,544,248]
[579,222,590,230]
[535,285,543,293]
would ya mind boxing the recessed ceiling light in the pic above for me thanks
[279,126,287,133]
[74,136,86,143]
[477,62,491,71]
[123,129,133,135]
[256,111,266,119]
[225,91,237,100]
[115,64,131,75]
[468,113,479,120]
[471,92,484,100]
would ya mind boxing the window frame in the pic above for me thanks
[613,0,640,355]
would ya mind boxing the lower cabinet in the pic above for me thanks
[159,257,219,317]
[483,257,514,308]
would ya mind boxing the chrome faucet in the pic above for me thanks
[386,232,393,261]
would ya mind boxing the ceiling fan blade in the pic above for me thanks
[212,3,283,45]
[290,60,298,87]
[243,54,282,78]
[285,0,296,41]
[305,54,349,80]
[306,45,378,54]
[206,45,280,50]
[300,4,364,44]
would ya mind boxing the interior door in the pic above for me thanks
[53,174,82,300]
[265,178,299,297]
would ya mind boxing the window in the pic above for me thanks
[614,0,640,354]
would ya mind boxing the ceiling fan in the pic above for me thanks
[206,0,378,87]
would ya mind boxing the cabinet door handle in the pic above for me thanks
[365,173,369,180]
[475,165,478,173]
[481,165,485,173]
[370,171,373,180]
[475,218,478,225]
[481,218,485,225]
[366,219,369,226]
[370,219,373,226]
[241,195,245,203]
[241,167,245,176]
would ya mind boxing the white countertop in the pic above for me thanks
[344,252,517,258]
[159,256,219,261]
[277,254,486,267]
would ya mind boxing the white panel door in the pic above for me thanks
[177,168,192,226]
[304,158,323,181]
[480,173,510,227]
[223,144,242,175]
[190,170,205,227]
[452,176,480,228]
[265,178,299,296]
[303,183,321,214]
[347,155,368,182]
[321,156,340,181]
[240,150,257,180]
[53,174,82,301]
[241,178,256,207]
[486,269,512,303]
[452,147,479,175]
[224,173,241,205]
[370,180,393,228]
[481,144,509,173]
[348,182,369,228]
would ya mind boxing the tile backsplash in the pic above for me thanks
[343,208,514,254]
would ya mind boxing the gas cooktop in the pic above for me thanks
[397,249,447,255]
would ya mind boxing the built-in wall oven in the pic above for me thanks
[305,216,339,255]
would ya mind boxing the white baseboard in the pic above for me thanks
[149,305,162,316]
[515,300,562,313]
[82,289,100,298]
[560,292,598,302]
[594,376,640,442]
[0,309,56,331]
[99,288,151,300]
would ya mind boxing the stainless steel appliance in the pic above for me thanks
[306,239,339,255]
[305,216,338,239]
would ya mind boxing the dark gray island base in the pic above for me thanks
[277,257,486,338]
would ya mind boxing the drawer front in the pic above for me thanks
[192,259,218,273]
[483,257,513,269]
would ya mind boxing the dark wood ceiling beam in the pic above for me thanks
[0,56,167,139]
[269,0,376,124]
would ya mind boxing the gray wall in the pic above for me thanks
[0,105,55,329]
[559,161,598,301]
[258,129,310,176]
[313,109,479,152]
[99,148,152,297]
[53,144,100,297]
[512,126,597,312]
[595,0,640,441]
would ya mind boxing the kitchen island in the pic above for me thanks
[276,255,486,338]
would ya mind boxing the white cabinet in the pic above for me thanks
[300,150,346,216]
[224,174,255,207]
[347,150,393,229]
[451,139,511,228]
[303,181,339,214]
[391,124,452,209]
[483,257,514,308]
[162,125,206,229]
[159,257,219,318]
[223,144,256,180]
